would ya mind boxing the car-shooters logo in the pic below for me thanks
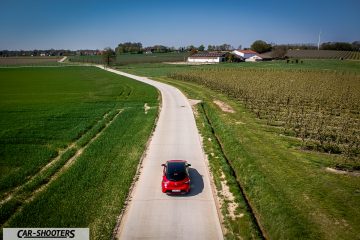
[3,228,89,240]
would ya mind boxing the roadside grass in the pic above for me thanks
[118,63,360,239]
[196,102,263,239]
[0,66,159,239]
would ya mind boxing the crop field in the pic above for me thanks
[0,57,63,66]
[119,61,360,239]
[116,59,360,76]
[0,67,158,239]
[286,50,360,60]
[69,52,189,65]
[118,60,360,165]
[170,68,360,166]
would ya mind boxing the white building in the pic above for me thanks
[187,52,225,63]
[232,49,258,59]
[245,54,263,62]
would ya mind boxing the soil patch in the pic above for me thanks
[213,100,235,113]
[325,167,360,177]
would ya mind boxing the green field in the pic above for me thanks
[118,60,360,239]
[68,52,189,65]
[0,67,158,239]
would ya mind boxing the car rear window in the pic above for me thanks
[166,162,187,181]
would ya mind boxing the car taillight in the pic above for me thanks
[184,180,190,184]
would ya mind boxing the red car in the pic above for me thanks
[161,160,191,194]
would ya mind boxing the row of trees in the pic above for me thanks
[264,41,360,59]
[114,42,239,55]
[0,49,76,57]
[321,41,360,51]
[184,44,235,51]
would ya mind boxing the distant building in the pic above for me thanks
[245,54,263,62]
[232,49,272,62]
[187,52,225,63]
[232,49,258,59]
[76,50,102,56]
[40,53,46,56]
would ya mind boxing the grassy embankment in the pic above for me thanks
[0,67,158,239]
[117,60,360,240]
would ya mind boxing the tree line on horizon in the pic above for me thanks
[1,40,359,59]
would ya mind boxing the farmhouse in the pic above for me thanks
[232,49,258,59]
[187,52,226,63]
[245,54,263,62]
[232,49,272,62]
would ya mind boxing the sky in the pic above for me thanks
[0,0,359,50]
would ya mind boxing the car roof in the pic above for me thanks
[166,161,187,173]
[166,160,187,163]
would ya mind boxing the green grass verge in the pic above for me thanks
[197,102,263,239]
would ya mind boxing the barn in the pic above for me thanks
[187,52,226,63]
[232,49,258,59]
[232,49,272,62]
[245,54,263,62]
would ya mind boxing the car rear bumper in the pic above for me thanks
[162,183,190,194]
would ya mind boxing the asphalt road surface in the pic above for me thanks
[99,66,223,240]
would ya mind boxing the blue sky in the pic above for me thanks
[1,0,359,50]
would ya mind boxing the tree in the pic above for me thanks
[321,42,353,51]
[251,40,272,53]
[186,45,196,51]
[115,42,142,54]
[219,43,232,51]
[152,45,169,53]
[206,44,233,51]
[198,44,205,51]
[190,48,198,55]
[102,47,115,66]
[352,41,360,51]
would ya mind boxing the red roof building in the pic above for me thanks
[232,49,259,59]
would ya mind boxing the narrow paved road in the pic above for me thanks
[99,66,223,240]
